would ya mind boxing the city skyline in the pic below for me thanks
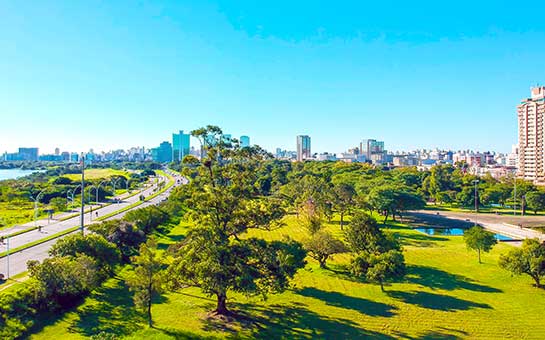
[3,2,545,154]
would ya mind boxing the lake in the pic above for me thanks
[415,227,518,241]
[0,169,43,181]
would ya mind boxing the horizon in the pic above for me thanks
[3,1,545,154]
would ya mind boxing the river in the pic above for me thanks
[0,169,43,181]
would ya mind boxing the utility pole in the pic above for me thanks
[473,179,479,226]
[513,176,517,216]
[80,154,85,234]
[6,236,9,279]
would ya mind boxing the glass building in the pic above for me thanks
[172,130,190,162]
[296,135,311,161]
[240,135,250,148]
[152,141,173,163]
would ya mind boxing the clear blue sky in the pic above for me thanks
[2,1,545,154]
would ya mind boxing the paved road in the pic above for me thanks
[0,171,184,278]
[408,210,545,242]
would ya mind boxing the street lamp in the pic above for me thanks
[110,177,121,203]
[472,179,479,226]
[30,188,47,228]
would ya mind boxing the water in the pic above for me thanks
[0,169,42,181]
[415,227,517,241]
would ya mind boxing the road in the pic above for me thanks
[0,171,184,278]
[407,210,545,243]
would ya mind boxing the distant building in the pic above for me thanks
[18,148,39,161]
[61,152,70,162]
[518,86,545,184]
[296,135,311,161]
[360,139,385,164]
[152,141,173,163]
[70,152,79,162]
[54,148,60,156]
[240,135,250,148]
[172,130,190,162]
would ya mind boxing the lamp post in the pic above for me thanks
[31,188,47,228]
[513,176,517,216]
[80,154,85,234]
[111,177,121,203]
[472,179,479,226]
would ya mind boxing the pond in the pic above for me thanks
[0,169,43,181]
[415,227,517,241]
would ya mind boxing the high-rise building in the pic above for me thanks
[18,147,39,161]
[54,147,60,155]
[240,135,250,148]
[518,86,545,184]
[296,135,311,161]
[152,141,173,163]
[172,130,190,162]
[360,139,385,164]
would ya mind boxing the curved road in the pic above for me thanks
[0,171,183,278]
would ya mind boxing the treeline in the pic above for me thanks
[0,199,181,339]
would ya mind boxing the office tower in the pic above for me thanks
[152,141,173,163]
[18,147,39,161]
[172,130,190,162]
[54,147,60,155]
[240,135,250,148]
[360,139,385,164]
[296,135,311,161]
[518,86,545,184]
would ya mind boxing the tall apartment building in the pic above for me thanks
[518,86,545,184]
[296,135,311,161]
[360,139,385,164]
[172,130,190,162]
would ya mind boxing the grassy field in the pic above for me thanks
[0,200,45,230]
[63,168,129,181]
[27,215,545,339]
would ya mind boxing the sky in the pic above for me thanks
[1,1,545,155]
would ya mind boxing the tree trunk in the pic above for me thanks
[532,274,541,288]
[477,249,481,264]
[380,280,384,292]
[383,211,389,224]
[215,292,229,315]
[147,281,153,327]
[319,258,327,269]
[340,212,344,230]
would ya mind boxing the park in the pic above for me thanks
[1,127,545,340]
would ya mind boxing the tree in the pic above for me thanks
[168,126,307,316]
[49,197,67,213]
[126,238,166,327]
[524,191,545,214]
[499,238,545,288]
[299,198,323,234]
[49,233,120,275]
[27,255,100,310]
[344,212,400,254]
[367,186,396,223]
[352,250,405,291]
[303,231,347,269]
[463,226,497,264]
[89,220,146,262]
[332,182,356,229]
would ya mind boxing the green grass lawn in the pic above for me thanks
[27,215,545,339]
[0,201,46,230]
[64,168,129,181]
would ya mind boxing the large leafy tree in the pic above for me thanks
[345,213,405,291]
[524,191,545,215]
[168,126,307,316]
[463,226,497,264]
[49,233,120,275]
[499,238,545,288]
[332,182,356,229]
[303,231,347,269]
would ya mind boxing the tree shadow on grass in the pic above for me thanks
[203,301,396,339]
[387,290,491,311]
[67,278,151,337]
[406,265,502,293]
[295,287,398,317]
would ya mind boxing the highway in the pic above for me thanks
[0,170,184,278]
